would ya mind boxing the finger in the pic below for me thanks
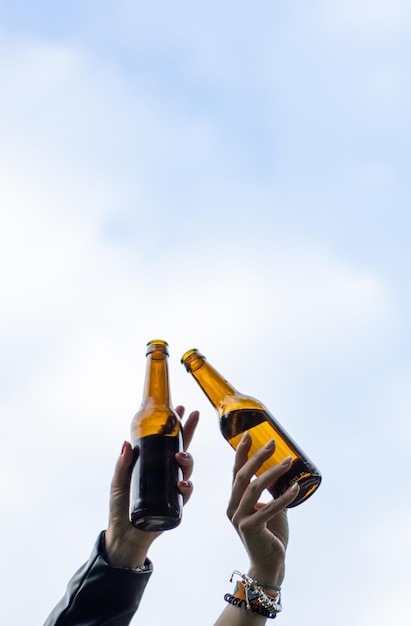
[240,481,299,530]
[109,441,135,521]
[182,410,200,449]
[175,405,185,418]
[233,457,294,519]
[227,440,277,518]
[111,441,134,490]
[237,439,277,484]
[175,450,194,481]
[178,479,193,505]
[283,481,300,506]
[232,431,252,481]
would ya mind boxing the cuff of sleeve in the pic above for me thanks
[99,531,153,573]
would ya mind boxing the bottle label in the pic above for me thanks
[130,434,183,531]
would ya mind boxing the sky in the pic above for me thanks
[1,1,410,624]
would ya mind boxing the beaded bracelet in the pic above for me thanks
[224,570,282,619]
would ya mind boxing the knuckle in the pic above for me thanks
[230,511,241,530]
[233,466,251,489]
[237,518,250,535]
[244,477,261,498]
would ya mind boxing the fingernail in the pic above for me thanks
[281,455,293,466]
[179,451,189,459]
[121,441,127,456]
[180,480,189,488]
[289,482,300,492]
[241,431,251,443]
[264,439,275,449]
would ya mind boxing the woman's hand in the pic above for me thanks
[104,406,199,569]
[227,432,300,587]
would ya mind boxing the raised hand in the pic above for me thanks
[105,406,199,569]
[227,432,300,587]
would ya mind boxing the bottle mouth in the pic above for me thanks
[146,340,169,356]
[181,348,198,362]
[181,348,205,371]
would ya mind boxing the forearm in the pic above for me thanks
[214,604,269,626]
[104,526,153,569]
[213,563,283,626]
[44,532,152,626]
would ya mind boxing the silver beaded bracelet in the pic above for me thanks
[229,570,283,615]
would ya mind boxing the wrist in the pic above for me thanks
[225,570,283,621]
[104,528,152,569]
[247,562,285,589]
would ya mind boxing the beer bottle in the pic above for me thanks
[181,348,321,507]
[130,340,183,531]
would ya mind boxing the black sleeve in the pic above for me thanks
[44,532,153,626]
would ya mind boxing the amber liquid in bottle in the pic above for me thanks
[130,340,183,531]
[181,349,321,507]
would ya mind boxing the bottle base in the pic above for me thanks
[131,515,182,532]
[267,456,322,507]
[285,476,321,508]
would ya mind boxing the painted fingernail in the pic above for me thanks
[281,456,293,466]
[264,439,275,449]
[180,480,190,488]
[121,441,127,455]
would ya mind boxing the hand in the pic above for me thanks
[104,406,199,569]
[227,432,300,587]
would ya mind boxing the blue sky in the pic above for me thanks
[1,2,410,625]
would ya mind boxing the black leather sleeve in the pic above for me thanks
[44,532,153,626]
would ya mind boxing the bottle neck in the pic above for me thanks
[181,350,239,411]
[142,348,171,408]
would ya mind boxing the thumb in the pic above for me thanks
[109,441,135,522]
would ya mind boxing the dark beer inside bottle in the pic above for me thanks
[221,409,321,507]
[130,434,183,531]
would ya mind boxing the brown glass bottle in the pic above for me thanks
[181,349,321,507]
[130,340,183,531]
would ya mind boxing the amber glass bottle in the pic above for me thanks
[130,340,183,531]
[181,349,321,507]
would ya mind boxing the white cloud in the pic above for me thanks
[0,7,410,626]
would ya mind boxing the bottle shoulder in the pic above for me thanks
[132,403,177,419]
[220,393,266,414]
[131,405,182,438]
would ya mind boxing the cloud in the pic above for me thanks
[0,6,410,626]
